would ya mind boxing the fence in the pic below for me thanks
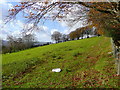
[111,38,120,75]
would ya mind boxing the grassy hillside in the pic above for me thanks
[2,36,119,88]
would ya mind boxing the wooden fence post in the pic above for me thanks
[111,38,120,75]
[116,52,120,75]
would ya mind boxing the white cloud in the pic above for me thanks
[35,31,52,42]
[51,29,59,34]
[0,27,11,40]
[16,20,24,28]
[38,25,48,31]
[0,19,53,42]
[0,20,4,27]
[63,29,70,34]
[11,30,21,37]
[30,25,52,42]
[35,25,51,36]
[69,21,84,31]
[0,20,25,40]
[7,3,13,9]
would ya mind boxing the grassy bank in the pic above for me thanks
[2,36,119,88]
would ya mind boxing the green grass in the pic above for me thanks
[2,36,119,88]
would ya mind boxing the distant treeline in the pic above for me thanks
[51,27,100,43]
[2,34,36,54]
[2,27,100,54]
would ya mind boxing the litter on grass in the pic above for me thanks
[108,52,112,54]
[52,68,61,72]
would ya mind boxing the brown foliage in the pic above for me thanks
[6,1,120,40]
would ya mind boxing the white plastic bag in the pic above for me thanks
[52,68,61,72]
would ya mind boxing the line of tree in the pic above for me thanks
[51,31,69,43]
[51,27,99,43]
[69,26,100,40]
[2,34,36,54]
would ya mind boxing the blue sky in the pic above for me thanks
[0,0,71,42]
[0,0,84,42]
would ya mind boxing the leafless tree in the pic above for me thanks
[22,34,35,48]
[51,31,62,43]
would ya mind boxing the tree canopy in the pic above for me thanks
[51,31,62,43]
[5,1,120,43]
